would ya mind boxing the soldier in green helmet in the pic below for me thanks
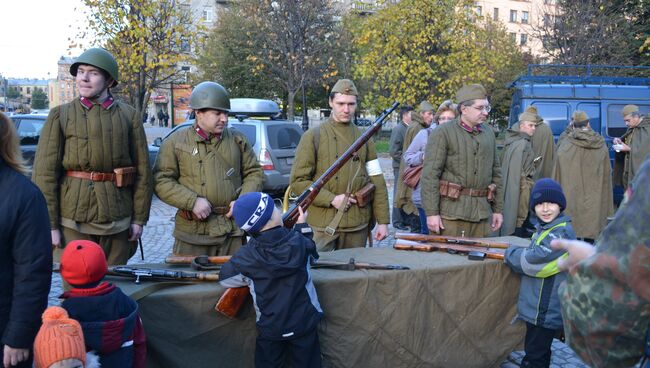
[154,81,263,256]
[290,79,390,251]
[33,47,153,266]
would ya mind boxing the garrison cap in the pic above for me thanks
[331,79,358,96]
[437,99,456,112]
[419,101,435,112]
[622,104,639,117]
[524,105,543,123]
[572,110,589,124]
[519,110,538,124]
[455,84,487,104]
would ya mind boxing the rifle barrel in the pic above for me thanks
[394,232,510,249]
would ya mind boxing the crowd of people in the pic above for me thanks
[1,47,648,368]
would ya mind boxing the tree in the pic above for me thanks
[199,0,340,120]
[6,87,20,99]
[534,0,649,65]
[74,0,201,116]
[31,88,49,109]
[349,0,525,117]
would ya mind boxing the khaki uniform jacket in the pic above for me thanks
[154,125,263,241]
[290,118,390,230]
[499,130,536,236]
[389,122,408,169]
[552,128,613,240]
[613,117,650,188]
[513,120,555,180]
[421,119,504,222]
[33,99,152,229]
[394,113,427,214]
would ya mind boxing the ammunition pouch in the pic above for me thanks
[353,182,375,208]
[113,166,136,188]
[439,180,462,200]
[487,183,497,203]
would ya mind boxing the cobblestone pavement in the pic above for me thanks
[47,127,588,366]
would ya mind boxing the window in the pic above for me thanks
[544,0,554,4]
[533,102,569,135]
[476,6,482,16]
[267,125,303,149]
[520,33,528,45]
[522,11,529,24]
[607,104,650,137]
[510,33,517,43]
[543,13,551,27]
[26,87,31,94]
[202,7,213,22]
[493,8,499,21]
[510,10,517,22]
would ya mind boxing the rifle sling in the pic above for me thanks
[325,154,362,236]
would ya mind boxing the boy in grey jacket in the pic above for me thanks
[505,178,576,368]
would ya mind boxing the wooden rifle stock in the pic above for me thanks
[394,239,505,260]
[165,255,232,265]
[394,232,510,249]
[216,102,401,319]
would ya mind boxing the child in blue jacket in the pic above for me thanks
[505,178,576,368]
[220,192,323,368]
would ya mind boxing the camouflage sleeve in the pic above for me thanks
[129,105,153,225]
[32,106,64,229]
[421,128,448,216]
[237,134,264,194]
[290,129,336,208]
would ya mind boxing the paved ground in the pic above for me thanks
[47,125,589,367]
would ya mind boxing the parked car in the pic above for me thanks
[9,113,48,167]
[354,117,372,126]
[149,99,304,196]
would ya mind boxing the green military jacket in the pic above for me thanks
[394,113,428,214]
[154,124,263,241]
[33,99,153,229]
[290,118,390,231]
[613,116,650,188]
[514,120,555,180]
[499,129,536,236]
[421,119,503,222]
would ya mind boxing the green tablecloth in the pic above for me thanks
[113,237,528,368]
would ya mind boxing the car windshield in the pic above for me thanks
[266,125,302,149]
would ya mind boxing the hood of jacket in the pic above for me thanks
[566,128,605,149]
[504,128,531,148]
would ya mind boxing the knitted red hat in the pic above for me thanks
[61,240,108,286]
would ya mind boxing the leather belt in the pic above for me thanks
[460,188,488,197]
[179,206,230,221]
[66,170,116,182]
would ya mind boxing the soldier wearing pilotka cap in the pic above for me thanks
[420,84,504,237]
[613,104,650,188]
[290,79,390,251]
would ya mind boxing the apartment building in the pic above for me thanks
[49,56,78,108]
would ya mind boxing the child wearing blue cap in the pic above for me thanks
[504,178,577,368]
[220,192,323,367]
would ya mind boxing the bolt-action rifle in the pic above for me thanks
[394,239,506,260]
[216,102,400,319]
[394,232,510,249]
[107,266,219,284]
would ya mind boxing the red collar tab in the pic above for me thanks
[61,281,116,299]
[459,120,482,133]
[79,94,115,110]
[194,126,220,141]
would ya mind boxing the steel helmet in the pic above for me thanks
[189,81,230,111]
[70,48,119,87]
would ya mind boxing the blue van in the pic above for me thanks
[508,64,650,203]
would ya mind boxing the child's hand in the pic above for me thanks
[551,239,596,271]
[297,205,308,224]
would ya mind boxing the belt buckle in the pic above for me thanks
[89,172,99,181]
[324,227,336,236]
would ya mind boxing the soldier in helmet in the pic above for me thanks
[33,48,153,266]
[154,81,263,256]
[290,79,390,251]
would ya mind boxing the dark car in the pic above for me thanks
[9,113,48,167]
[149,115,303,196]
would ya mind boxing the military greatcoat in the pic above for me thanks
[614,116,650,188]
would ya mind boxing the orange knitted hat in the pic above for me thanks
[34,306,86,368]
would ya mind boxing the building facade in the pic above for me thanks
[49,56,78,108]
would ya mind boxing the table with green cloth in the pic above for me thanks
[111,237,528,368]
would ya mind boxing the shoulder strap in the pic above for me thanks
[534,221,567,246]
[59,103,69,132]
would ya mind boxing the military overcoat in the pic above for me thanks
[613,116,650,188]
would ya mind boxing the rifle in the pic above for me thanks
[394,232,510,249]
[165,255,231,270]
[107,266,219,284]
[394,239,506,260]
[311,258,410,271]
[217,102,400,319]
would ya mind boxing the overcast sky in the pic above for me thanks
[0,0,89,79]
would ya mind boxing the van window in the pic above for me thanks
[532,102,569,135]
[576,103,600,133]
[230,124,256,146]
[267,124,302,149]
[607,104,650,138]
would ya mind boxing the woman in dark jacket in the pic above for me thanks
[0,112,52,367]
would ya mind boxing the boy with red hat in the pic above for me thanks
[59,240,146,368]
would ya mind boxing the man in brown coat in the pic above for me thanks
[613,104,650,188]
[394,101,435,232]
[552,111,613,241]
[421,84,503,237]
[33,48,152,265]
[513,106,555,180]
[290,79,390,251]
[389,105,413,230]
[154,81,263,256]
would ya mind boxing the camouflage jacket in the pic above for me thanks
[559,157,650,367]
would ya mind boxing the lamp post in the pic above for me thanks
[301,82,309,131]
